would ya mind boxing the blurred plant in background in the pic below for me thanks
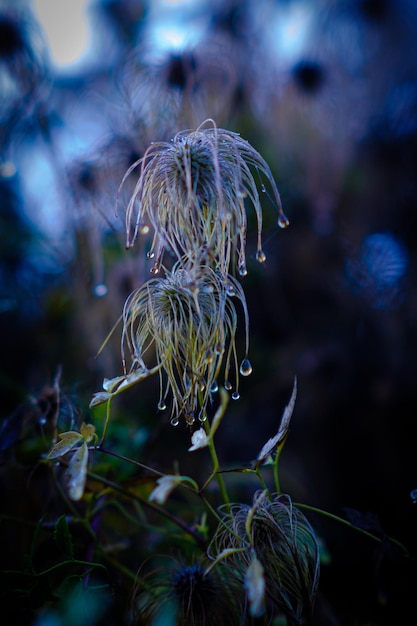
[1,1,417,625]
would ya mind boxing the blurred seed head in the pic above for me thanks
[116,30,238,137]
[133,558,243,626]
[292,59,325,95]
[209,491,320,624]
[0,8,49,122]
[345,232,408,310]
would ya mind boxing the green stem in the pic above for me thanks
[255,467,270,495]
[199,492,250,546]
[273,440,286,494]
[99,396,114,447]
[295,502,410,556]
[201,420,230,506]
[87,469,207,550]
[92,445,164,477]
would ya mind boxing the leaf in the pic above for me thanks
[148,475,182,505]
[89,392,112,408]
[66,442,89,501]
[47,431,83,459]
[188,428,209,451]
[244,555,265,617]
[102,369,150,394]
[54,515,74,558]
[255,377,297,466]
[80,422,96,443]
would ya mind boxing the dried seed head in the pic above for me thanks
[122,119,287,275]
[209,492,320,624]
[121,261,250,424]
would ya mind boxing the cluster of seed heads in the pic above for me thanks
[119,119,288,424]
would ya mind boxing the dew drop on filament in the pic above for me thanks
[210,381,219,393]
[256,250,266,263]
[224,380,232,391]
[238,264,248,277]
[240,358,253,376]
[278,213,290,229]
[157,401,167,411]
[232,391,240,400]
[170,417,180,427]
[146,250,155,259]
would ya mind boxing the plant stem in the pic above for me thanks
[92,445,163,477]
[295,502,410,556]
[201,419,230,506]
[99,396,114,447]
[87,469,207,550]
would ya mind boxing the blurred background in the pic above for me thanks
[1,0,416,624]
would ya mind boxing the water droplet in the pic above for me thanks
[93,283,108,297]
[240,358,253,376]
[278,213,290,228]
[224,380,232,391]
[150,264,159,274]
[139,224,150,235]
[205,350,214,363]
[210,381,219,393]
[261,183,266,193]
[170,417,180,427]
[38,416,47,426]
[198,412,207,422]
[237,186,247,198]
[256,250,266,263]
[410,488,417,504]
[146,251,155,260]
[226,283,236,296]
[185,412,195,425]
[238,264,248,277]
[157,401,167,411]
[232,391,240,400]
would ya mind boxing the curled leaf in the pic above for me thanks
[255,377,297,466]
[89,392,112,408]
[102,369,150,394]
[188,428,209,452]
[148,475,183,505]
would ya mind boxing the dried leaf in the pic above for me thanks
[80,422,96,443]
[66,441,89,501]
[148,475,182,505]
[255,377,297,465]
[47,431,83,459]
[188,428,209,452]
[89,392,112,408]
[244,555,265,617]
